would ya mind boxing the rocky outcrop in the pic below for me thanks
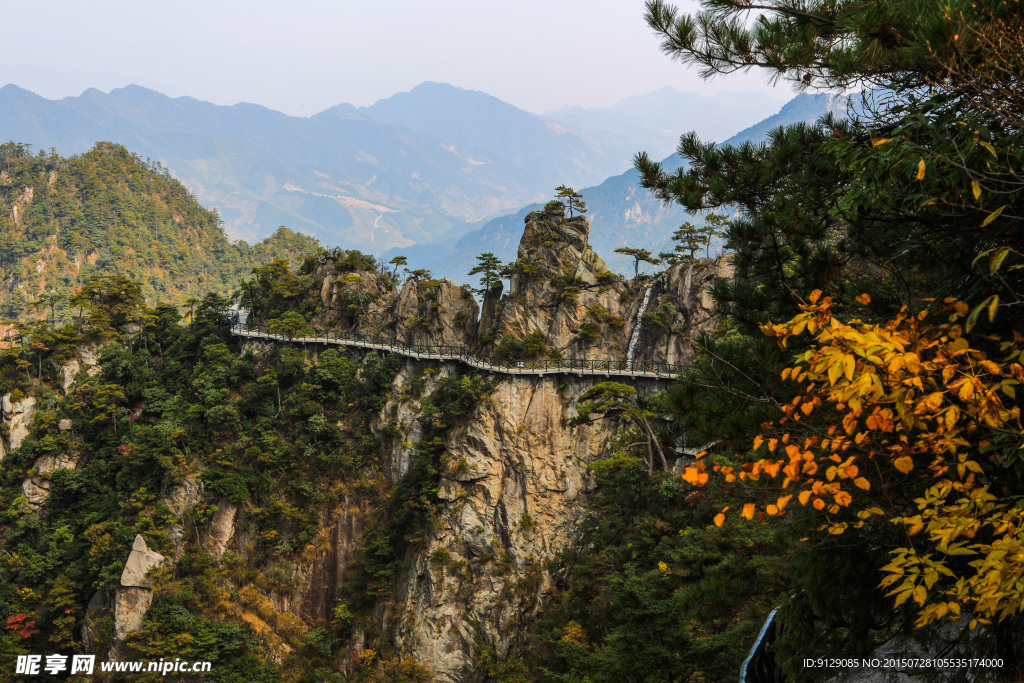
[164,477,204,558]
[112,535,165,652]
[315,265,392,331]
[300,496,371,623]
[59,343,101,394]
[81,590,113,653]
[489,208,628,358]
[114,588,154,642]
[374,363,458,482]
[625,255,734,367]
[121,534,166,588]
[379,279,478,347]
[2,393,37,455]
[22,452,78,510]
[207,500,238,560]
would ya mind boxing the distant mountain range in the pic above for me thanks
[544,87,785,164]
[0,82,784,256]
[412,93,847,280]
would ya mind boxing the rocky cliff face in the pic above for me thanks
[379,279,479,348]
[624,255,734,367]
[2,342,100,508]
[373,375,615,682]
[290,211,734,678]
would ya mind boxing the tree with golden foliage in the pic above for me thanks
[683,290,1024,628]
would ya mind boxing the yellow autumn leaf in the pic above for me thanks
[916,158,926,180]
[982,204,1006,227]
[855,293,871,304]
[828,362,843,386]
[742,503,756,520]
[854,477,871,490]
[843,353,855,381]
[894,456,914,474]
[713,513,725,527]
[905,352,922,374]
[777,494,793,511]
[798,490,812,505]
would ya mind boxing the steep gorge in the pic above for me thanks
[0,207,732,681]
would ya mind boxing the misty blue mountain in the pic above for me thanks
[418,93,843,280]
[0,82,784,257]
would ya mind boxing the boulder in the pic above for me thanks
[207,500,237,559]
[120,535,165,588]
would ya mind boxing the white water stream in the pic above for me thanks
[626,281,656,369]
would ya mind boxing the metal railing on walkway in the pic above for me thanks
[229,322,684,380]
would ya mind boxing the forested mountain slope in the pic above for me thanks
[0,142,318,320]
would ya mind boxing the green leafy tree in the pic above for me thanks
[554,185,587,217]
[403,268,433,283]
[613,247,660,279]
[268,311,310,340]
[570,382,668,477]
[468,252,515,295]
[388,255,407,279]
[68,275,145,337]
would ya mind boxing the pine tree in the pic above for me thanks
[613,247,660,279]
[554,185,587,217]
[637,0,1024,670]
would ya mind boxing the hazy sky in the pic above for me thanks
[0,0,792,116]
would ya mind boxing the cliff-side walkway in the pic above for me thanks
[231,324,683,380]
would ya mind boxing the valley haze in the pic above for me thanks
[0,82,816,278]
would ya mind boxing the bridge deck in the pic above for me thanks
[231,325,683,380]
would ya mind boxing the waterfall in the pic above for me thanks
[626,281,656,369]
[739,607,783,683]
